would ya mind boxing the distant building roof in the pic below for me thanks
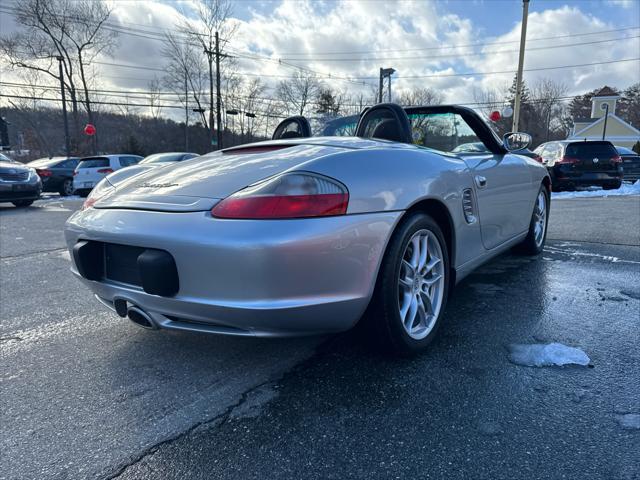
[593,86,620,98]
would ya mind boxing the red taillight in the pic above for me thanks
[611,155,622,164]
[73,171,78,176]
[36,169,52,177]
[97,168,114,174]
[533,155,543,163]
[213,193,348,219]
[211,172,349,219]
[557,156,579,164]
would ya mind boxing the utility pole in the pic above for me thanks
[512,0,530,132]
[215,31,223,149]
[56,56,71,157]
[204,43,215,149]
[184,71,189,151]
[379,68,383,104]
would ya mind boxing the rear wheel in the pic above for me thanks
[603,182,621,190]
[60,178,74,196]
[367,213,449,355]
[516,185,549,255]
[12,200,34,207]
[77,189,90,198]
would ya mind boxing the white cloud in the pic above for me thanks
[2,0,639,117]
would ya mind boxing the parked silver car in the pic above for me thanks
[65,104,550,354]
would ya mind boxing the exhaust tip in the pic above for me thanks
[127,306,157,330]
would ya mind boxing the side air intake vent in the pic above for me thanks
[462,188,477,224]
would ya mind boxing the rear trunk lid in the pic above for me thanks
[94,144,349,211]
[564,141,620,172]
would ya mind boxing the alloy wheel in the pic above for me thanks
[533,191,547,247]
[397,229,445,340]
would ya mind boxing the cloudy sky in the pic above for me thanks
[1,0,639,114]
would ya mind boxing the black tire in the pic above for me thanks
[12,200,34,207]
[603,182,621,190]
[60,178,74,196]
[515,185,549,256]
[365,212,450,356]
[77,189,90,198]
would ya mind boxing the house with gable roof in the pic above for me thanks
[568,86,640,148]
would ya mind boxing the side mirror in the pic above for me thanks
[503,132,532,151]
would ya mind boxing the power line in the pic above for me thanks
[0,93,288,118]
[275,35,640,62]
[274,26,640,55]
[393,57,640,79]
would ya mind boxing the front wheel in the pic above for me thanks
[603,182,621,190]
[12,200,34,207]
[515,185,549,255]
[366,213,449,355]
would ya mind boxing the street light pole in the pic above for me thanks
[602,103,609,140]
[379,68,396,103]
[56,56,71,157]
[512,0,530,132]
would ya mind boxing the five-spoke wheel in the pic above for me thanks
[398,229,445,340]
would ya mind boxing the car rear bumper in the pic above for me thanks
[550,166,623,188]
[64,208,401,336]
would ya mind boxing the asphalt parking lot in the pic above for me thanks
[1,194,639,480]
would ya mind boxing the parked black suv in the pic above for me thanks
[534,140,623,191]
[28,156,80,196]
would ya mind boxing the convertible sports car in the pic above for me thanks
[65,104,550,354]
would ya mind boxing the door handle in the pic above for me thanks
[475,175,487,188]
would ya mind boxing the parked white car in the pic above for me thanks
[73,154,142,197]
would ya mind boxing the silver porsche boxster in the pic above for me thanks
[65,104,550,354]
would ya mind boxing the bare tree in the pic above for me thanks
[162,31,209,129]
[276,72,323,116]
[397,87,444,107]
[6,69,55,157]
[147,78,164,121]
[0,0,118,154]
[530,78,569,142]
[179,0,237,143]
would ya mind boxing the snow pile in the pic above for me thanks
[552,181,640,199]
[508,342,590,367]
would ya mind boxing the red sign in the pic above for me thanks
[489,111,501,122]
[84,123,96,136]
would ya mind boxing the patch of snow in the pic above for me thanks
[508,342,590,367]
[551,180,640,199]
[616,413,640,430]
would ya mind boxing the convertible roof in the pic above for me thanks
[319,103,507,154]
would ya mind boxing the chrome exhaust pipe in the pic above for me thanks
[127,306,158,330]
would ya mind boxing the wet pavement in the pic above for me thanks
[1,195,639,480]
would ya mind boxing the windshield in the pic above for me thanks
[407,112,481,152]
[29,157,64,167]
[566,142,617,159]
[78,157,109,169]
[0,152,16,163]
[616,146,636,155]
[140,153,187,164]
[313,111,485,153]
